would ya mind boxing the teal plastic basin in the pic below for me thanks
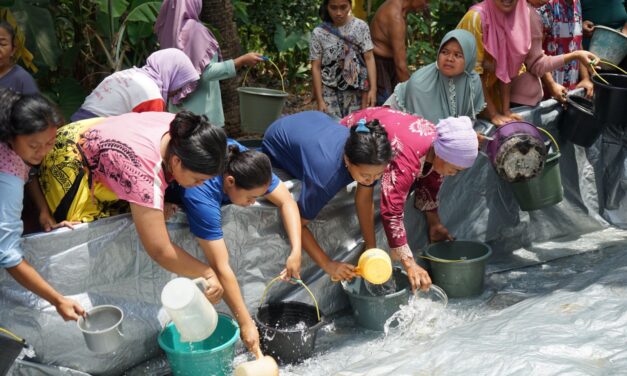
[158,314,240,376]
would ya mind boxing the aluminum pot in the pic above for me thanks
[484,121,548,183]
[77,305,124,354]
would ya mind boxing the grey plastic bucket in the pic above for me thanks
[342,268,410,331]
[237,87,288,134]
[77,305,124,354]
[589,25,627,66]
[424,241,492,298]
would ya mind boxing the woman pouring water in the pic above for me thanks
[341,107,479,292]
[175,139,301,356]
[261,111,393,282]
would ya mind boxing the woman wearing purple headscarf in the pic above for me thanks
[70,49,199,122]
[154,0,263,127]
[342,107,479,292]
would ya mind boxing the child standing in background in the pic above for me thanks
[310,0,377,119]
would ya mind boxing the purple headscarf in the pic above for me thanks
[433,116,478,168]
[140,48,199,104]
[154,0,222,75]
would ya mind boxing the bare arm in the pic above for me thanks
[311,60,327,112]
[541,72,567,103]
[197,237,261,358]
[389,19,410,82]
[264,182,302,279]
[364,50,377,107]
[130,203,223,302]
[7,259,85,321]
[576,62,594,98]
[301,218,356,280]
[354,184,376,250]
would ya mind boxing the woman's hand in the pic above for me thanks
[54,296,86,321]
[365,89,376,108]
[576,78,594,98]
[39,211,79,232]
[575,50,601,71]
[235,52,264,69]
[547,81,568,103]
[283,253,302,281]
[491,112,519,127]
[428,223,454,243]
[401,259,431,292]
[324,260,356,281]
[317,100,329,113]
[239,319,261,357]
[582,20,595,38]
[202,273,224,304]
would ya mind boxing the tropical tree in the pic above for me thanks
[201,0,243,136]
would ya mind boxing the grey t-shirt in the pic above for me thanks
[0,65,39,95]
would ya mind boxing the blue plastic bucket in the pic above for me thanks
[158,314,240,376]
[589,25,627,67]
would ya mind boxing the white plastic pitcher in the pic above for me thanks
[160,277,218,342]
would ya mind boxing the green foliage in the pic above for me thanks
[405,0,478,68]
[7,0,161,118]
[235,0,319,92]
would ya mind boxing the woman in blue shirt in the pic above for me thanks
[261,111,393,282]
[178,139,301,358]
[0,88,84,321]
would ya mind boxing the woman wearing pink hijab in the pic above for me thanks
[457,0,598,126]
[154,0,263,127]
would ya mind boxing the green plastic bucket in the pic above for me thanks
[510,152,563,211]
[158,314,239,376]
[238,87,288,133]
[342,268,410,331]
[238,59,288,134]
[424,241,492,298]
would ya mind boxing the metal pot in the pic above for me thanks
[484,121,548,183]
[77,305,124,354]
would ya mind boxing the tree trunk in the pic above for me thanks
[201,0,242,137]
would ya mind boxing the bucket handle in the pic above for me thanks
[241,56,286,93]
[0,327,24,343]
[599,59,627,75]
[536,127,560,153]
[259,276,321,322]
[418,255,464,263]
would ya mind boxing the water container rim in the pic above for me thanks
[77,305,124,334]
[237,86,289,97]
[255,301,325,331]
[157,313,240,355]
[424,240,493,263]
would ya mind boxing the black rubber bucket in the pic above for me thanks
[0,330,23,376]
[561,95,605,147]
[592,73,627,127]
[255,301,324,364]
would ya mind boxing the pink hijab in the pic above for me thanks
[471,0,531,83]
[154,0,222,75]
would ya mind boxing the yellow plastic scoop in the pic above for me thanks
[333,248,393,284]
[356,248,393,284]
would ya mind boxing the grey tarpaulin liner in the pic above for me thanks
[1,96,625,375]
